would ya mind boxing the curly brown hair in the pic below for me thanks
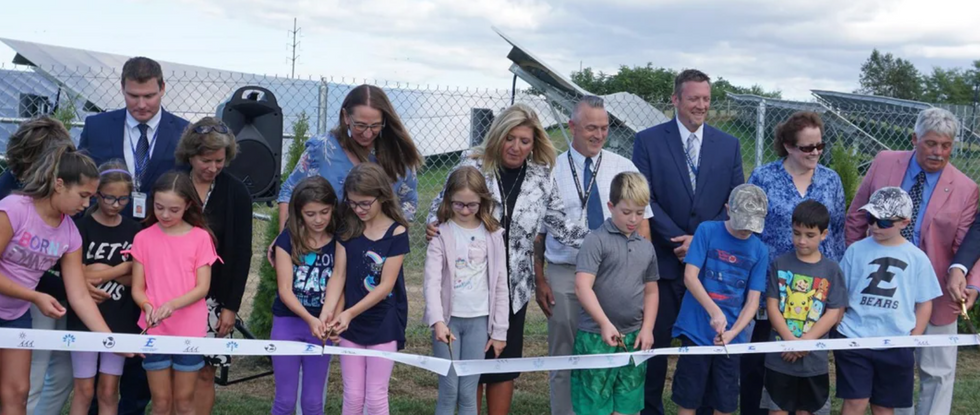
[774,111,825,158]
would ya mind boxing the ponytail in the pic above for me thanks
[19,145,99,199]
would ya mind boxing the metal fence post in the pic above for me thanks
[756,99,766,168]
[317,78,329,135]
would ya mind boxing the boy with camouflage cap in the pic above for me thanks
[671,184,770,415]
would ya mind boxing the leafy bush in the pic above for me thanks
[829,144,861,210]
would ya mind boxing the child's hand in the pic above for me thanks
[635,330,654,351]
[319,311,334,329]
[713,330,736,346]
[780,352,800,363]
[306,315,326,339]
[152,302,175,323]
[485,339,506,358]
[600,322,620,347]
[32,293,66,318]
[142,303,155,327]
[87,281,109,304]
[330,311,352,336]
[433,322,454,344]
[708,310,728,335]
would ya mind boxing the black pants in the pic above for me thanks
[642,277,713,415]
[740,319,771,415]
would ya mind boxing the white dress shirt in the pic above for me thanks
[123,109,162,189]
[676,117,704,164]
[542,147,654,265]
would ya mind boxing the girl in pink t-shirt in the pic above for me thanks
[130,171,218,415]
[0,145,118,415]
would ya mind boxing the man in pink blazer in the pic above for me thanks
[846,108,980,415]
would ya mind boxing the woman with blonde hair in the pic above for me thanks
[425,103,587,415]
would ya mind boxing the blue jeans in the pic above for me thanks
[433,316,489,415]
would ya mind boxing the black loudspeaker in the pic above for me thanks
[216,86,283,203]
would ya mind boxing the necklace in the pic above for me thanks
[495,161,527,226]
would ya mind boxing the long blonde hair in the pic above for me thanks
[469,103,556,172]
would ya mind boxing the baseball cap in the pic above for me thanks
[728,184,768,233]
[859,186,913,219]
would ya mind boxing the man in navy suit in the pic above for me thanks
[79,56,189,218]
[77,56,188,415]
[632,69,744,415]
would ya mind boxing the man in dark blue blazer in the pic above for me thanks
[632,69,744,415]
[79,56,189,218]
[77,56,187,415]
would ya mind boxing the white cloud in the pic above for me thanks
[169,0,980,100]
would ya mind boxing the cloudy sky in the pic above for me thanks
[3,0,979,101]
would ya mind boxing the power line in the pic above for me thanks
[289,18,301,78]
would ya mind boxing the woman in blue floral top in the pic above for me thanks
[748,111,846,262]
[741,111,845,415]
[277,84,422,231]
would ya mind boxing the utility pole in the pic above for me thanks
[289,18,301,78]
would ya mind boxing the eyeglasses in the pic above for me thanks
[866,212,897,229]
[347,118,385,134]
[99,192,131,206]
[193,124,230,134]
[346,198,378,211]
[796,143,826,153]
[451,201,481,211]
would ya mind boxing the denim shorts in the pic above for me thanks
[0,310,32,329]
[142,354,205,372]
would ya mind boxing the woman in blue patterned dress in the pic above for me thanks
[277,84,423,231]
[740,111,845,415]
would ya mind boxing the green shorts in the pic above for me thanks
[571,330,646,415]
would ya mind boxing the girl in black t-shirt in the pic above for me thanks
[270,176,341,414]
[67,160,142,415]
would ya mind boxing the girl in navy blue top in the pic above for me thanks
[324,163,410,415]
[270,176,340,415]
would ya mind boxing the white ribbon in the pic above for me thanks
[2,329,977,377]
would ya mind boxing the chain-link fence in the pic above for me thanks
[5,64,980,269]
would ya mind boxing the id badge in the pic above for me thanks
[132,192,147,219]
[756,308,768,321]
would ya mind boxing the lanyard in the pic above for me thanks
[202,180,216,209]
[568,151,602,209]
[128,126,159,188]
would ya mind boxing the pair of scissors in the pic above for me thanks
[716,333,730,358]
[615,332,632,353]
[959,299,980,352]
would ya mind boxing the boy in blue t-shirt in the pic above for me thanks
[671,184,770,415]
[835,187,942,415]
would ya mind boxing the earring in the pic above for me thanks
[347,128,352,138]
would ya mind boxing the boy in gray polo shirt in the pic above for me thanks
[572,172,659,415]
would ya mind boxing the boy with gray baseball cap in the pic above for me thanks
[670,184,771,415]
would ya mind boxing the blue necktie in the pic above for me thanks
[584,157,603,229]
[135,123,150,188]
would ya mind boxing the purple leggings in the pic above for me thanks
[270,315,332,415]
